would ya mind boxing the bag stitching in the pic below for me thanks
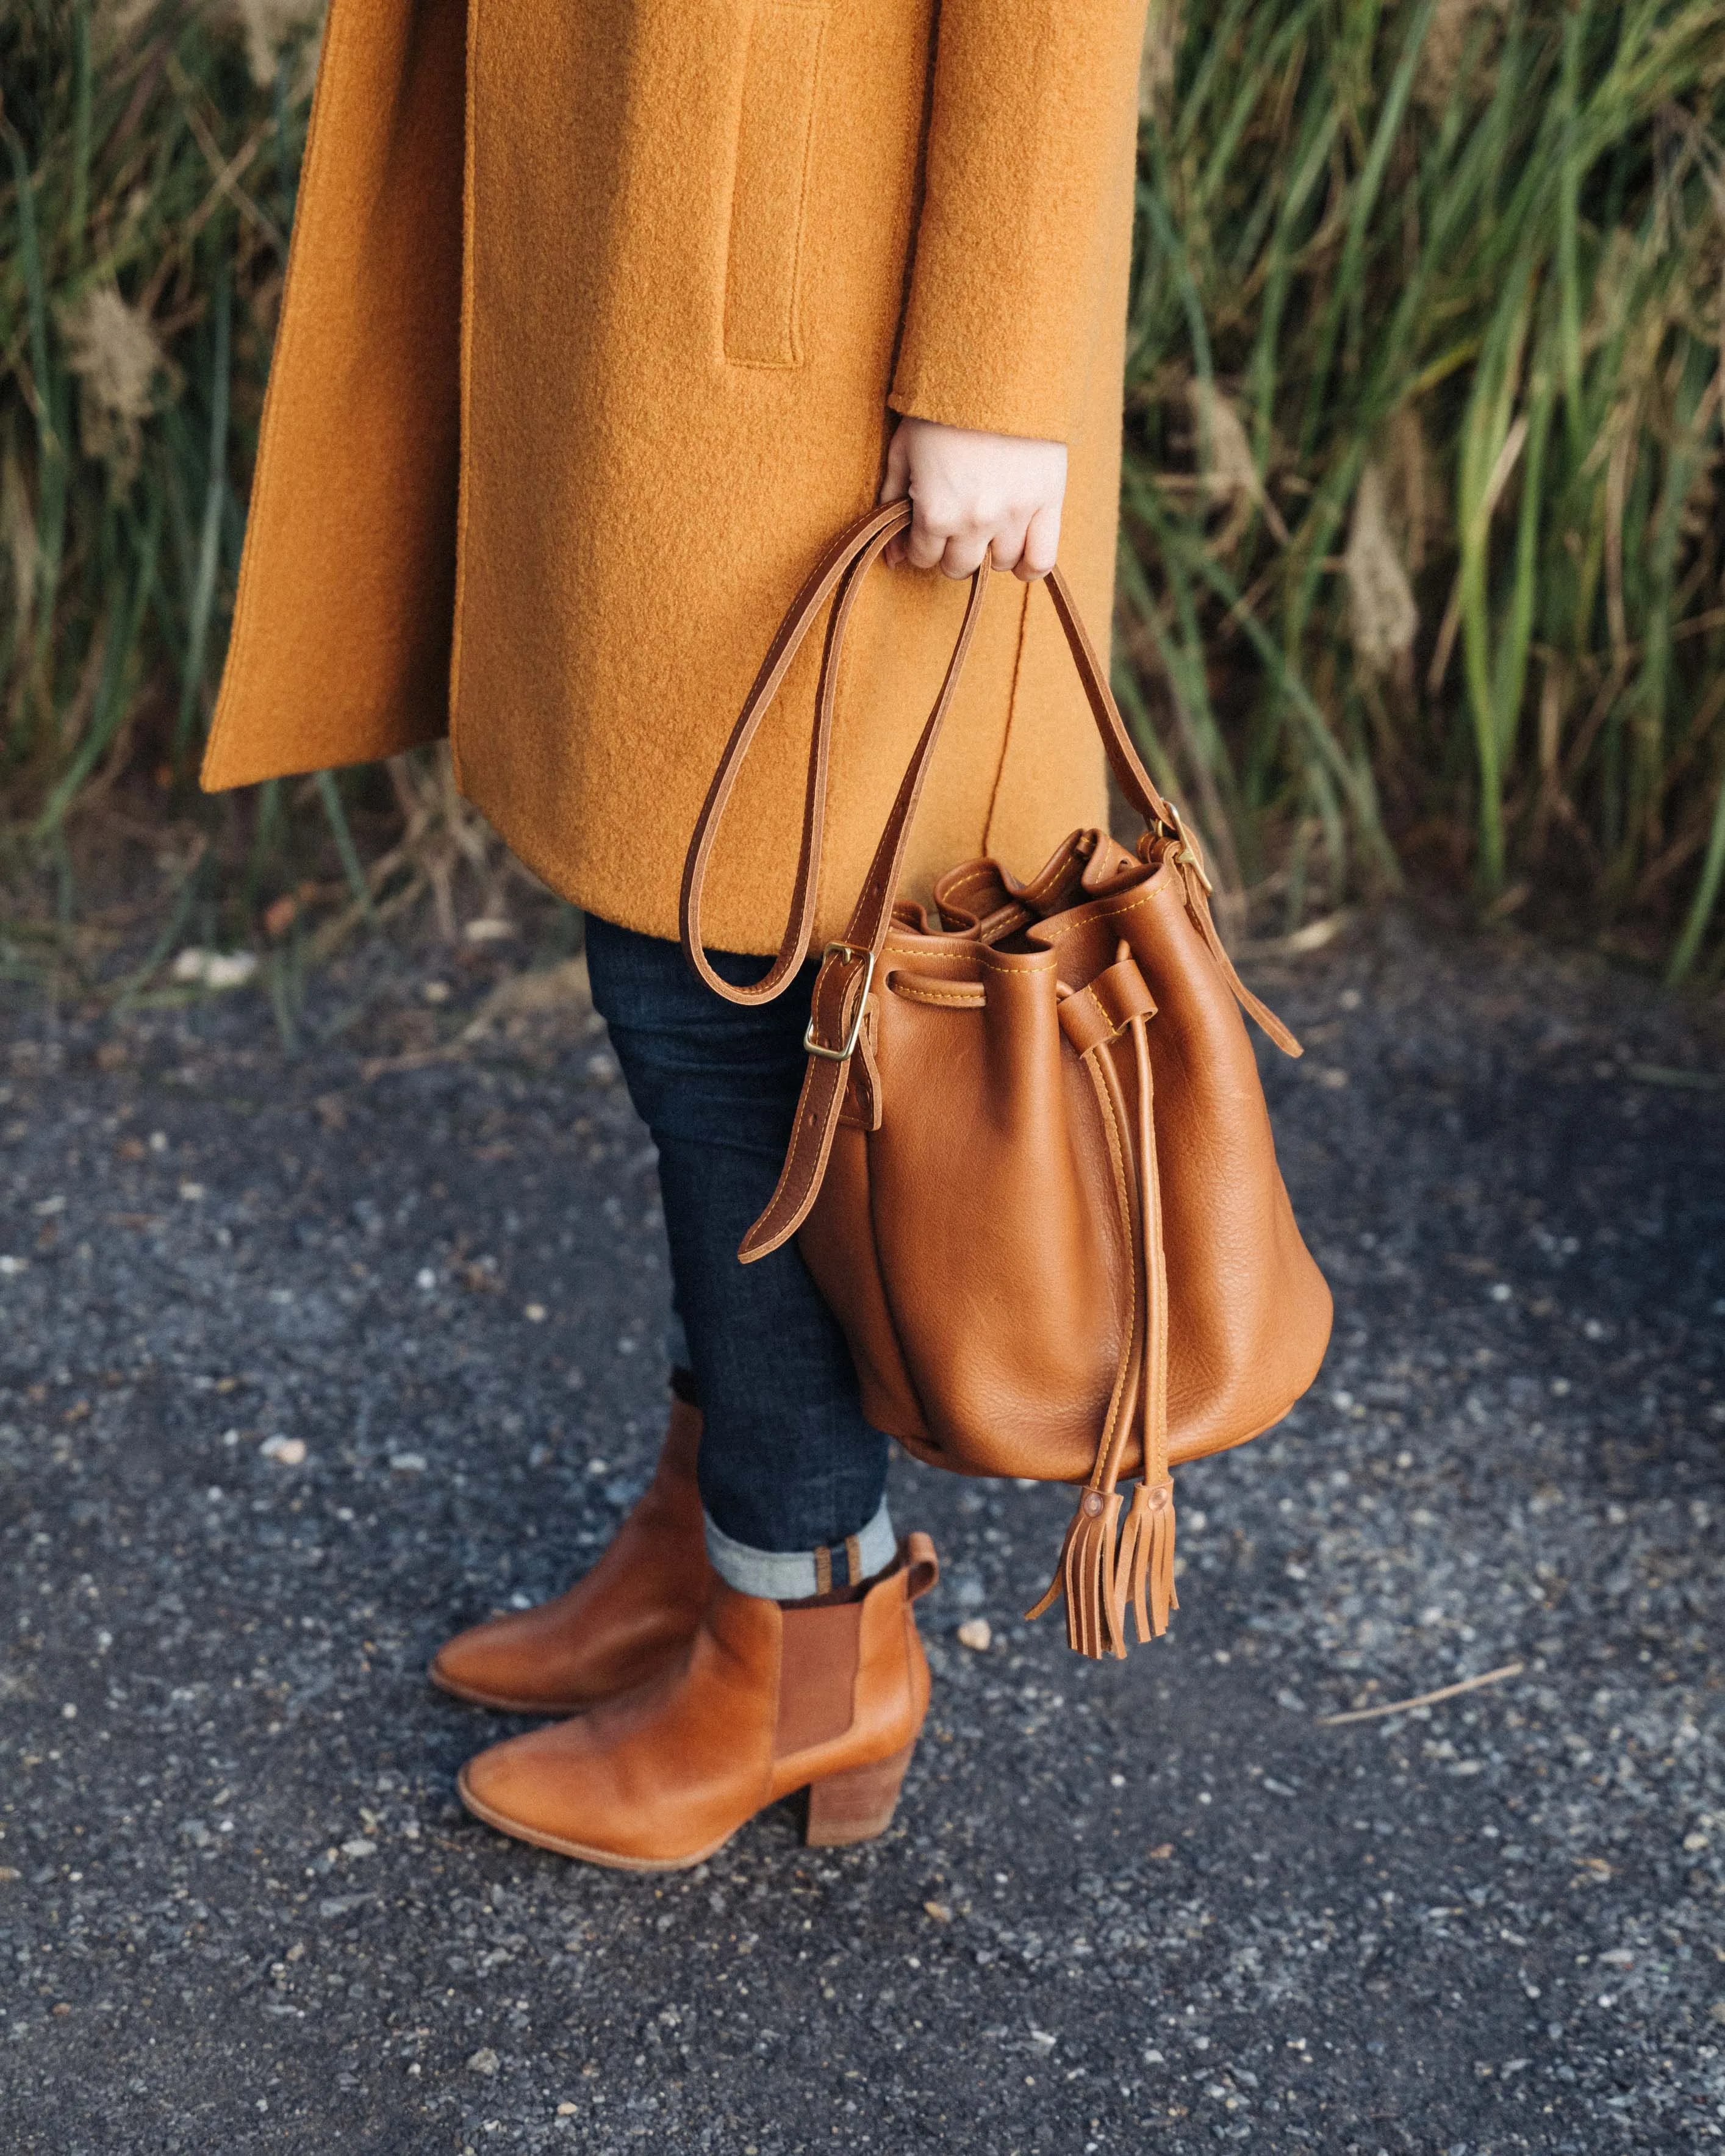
[889,981,983,1006]
[1035,868,1178,947]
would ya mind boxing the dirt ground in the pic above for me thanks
[1,906,1721,2154]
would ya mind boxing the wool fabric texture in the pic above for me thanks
[203,0,1150,953]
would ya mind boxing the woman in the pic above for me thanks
[206,0,1151,1869]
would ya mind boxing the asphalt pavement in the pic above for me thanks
[1,910,1722,2154]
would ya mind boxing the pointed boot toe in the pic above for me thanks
[456,1674,727,1872]
[431,1613,551,1713]
[431,1397,709,1714]
[457,1718,597,1849]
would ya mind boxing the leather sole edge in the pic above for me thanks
[455,1765,736,1874]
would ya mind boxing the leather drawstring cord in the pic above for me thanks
[1116,995,1177,1639]
[1029,942,1176,1658]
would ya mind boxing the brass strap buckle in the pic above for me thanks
[1161,800,1214,895]
[803,942,877,1062]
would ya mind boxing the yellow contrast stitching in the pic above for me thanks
[1035,866,1178,946]
[889,982,984,1007]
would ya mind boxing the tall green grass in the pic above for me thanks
[0,0,325,939]
[3,0,1724,984]
[1122,0,1725,981]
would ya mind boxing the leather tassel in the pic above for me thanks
[1025,1489,1127,1661]
[1114,1478,1178,1643]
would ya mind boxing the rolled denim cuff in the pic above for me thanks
[703,1500,897,1601]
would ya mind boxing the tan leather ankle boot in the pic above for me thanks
[429,1397,709,1713]
[456,1534,939,1870]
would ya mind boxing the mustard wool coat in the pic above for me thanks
[202,0,1151,954]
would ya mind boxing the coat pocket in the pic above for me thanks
[723,2,827,368]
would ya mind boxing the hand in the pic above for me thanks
[879,416,1067,581]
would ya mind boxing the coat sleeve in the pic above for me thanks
[888,0,1149,445]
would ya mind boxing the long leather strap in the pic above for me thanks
[739,553,992,1258]
[680,503,914,1005]
[1042,562,1175,834]
[678,503,1263,1261]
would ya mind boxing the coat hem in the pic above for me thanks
[465,782,776,956]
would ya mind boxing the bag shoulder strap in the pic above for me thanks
[680,503,905,1004]
[678,503,1271,1261]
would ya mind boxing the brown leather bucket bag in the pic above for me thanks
[681,503,1332,1660]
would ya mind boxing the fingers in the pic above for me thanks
[880,418,1068,581]
[988,514,1032,576]
[939,525,997,581]
[903,506,953,574]
[906,495,1024,579]
[912,506,1030,579]
[1014,498,1062,582]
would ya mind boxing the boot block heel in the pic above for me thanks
[805,1741,915,1848]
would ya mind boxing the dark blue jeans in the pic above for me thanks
[584,914,890,1558]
